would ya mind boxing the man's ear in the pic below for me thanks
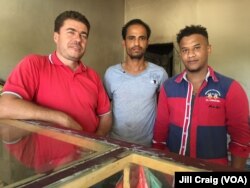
[53,32,58,43]
[122,40,125,48]
[207,44,212,54]
[146,40,149,49]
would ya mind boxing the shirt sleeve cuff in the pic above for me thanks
[229,142,250,158]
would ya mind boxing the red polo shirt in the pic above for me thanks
[3,51,111,132]
[3,52,111,172]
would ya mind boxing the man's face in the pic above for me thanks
[179,34,211,73]
[53,19,88,62]
[123,24,148,60]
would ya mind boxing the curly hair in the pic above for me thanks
[176,25,208,44]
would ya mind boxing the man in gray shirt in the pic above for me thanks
[104,19,168,146]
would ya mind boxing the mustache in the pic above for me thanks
[69,42,82,48]
[131,46,142,50]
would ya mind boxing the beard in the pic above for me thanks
[186,63,207,73]
[129,53,144,60]
[187,67,201,73]
[127,47,145,60]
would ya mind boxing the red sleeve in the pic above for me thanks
[97,78,111,116]
[226,81,250,158]
[3,55,39,100]
[152,86,170,149]
[87,69,110,116]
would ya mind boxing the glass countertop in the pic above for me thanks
[0,119,119,187]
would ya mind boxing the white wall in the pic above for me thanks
[0,0,124,78]
[197,0,250,100]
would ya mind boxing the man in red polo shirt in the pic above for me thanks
[0,10,112,172]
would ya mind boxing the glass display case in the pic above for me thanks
[0,119,236,188]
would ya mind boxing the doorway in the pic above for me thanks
[145,43,174,77]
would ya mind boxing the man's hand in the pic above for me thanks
[59,113,82,131]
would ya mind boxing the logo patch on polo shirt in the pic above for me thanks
[205,89,221,103]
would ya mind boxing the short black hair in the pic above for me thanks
[122,19,151,40]
[54,10,90,35]
[176,25,208,44]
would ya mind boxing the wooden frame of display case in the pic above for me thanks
[0,119,235,188]
[55,153,204,188]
